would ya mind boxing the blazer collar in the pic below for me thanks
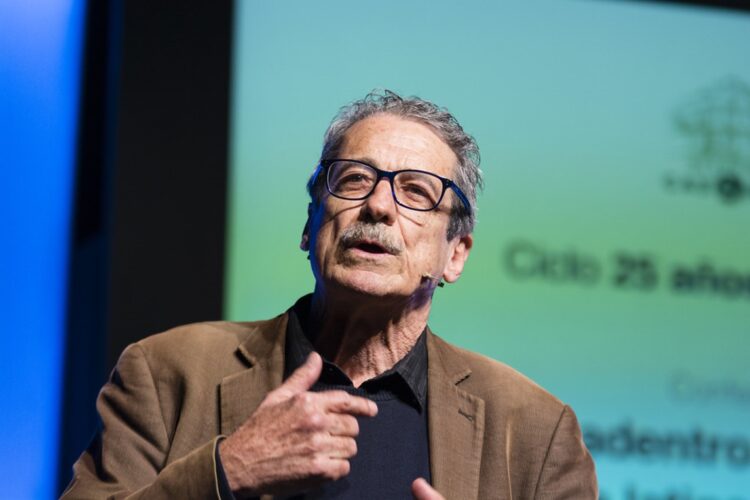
[427,331,486,500]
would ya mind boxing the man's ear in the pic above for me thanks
[300,204,313,251]
[442,234,473,283]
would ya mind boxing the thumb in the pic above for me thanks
[265,352,322,404]
[412,478,444,500]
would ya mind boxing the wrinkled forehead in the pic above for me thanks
[337,114,458,178]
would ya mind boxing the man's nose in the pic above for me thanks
[362,177,397,223]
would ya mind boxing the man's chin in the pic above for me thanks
[326,268,406,299]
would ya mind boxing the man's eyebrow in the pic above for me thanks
[347,157,427,171]
[346,156,379,167]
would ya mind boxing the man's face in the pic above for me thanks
[303,113,472,301]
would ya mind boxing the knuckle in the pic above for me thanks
[309,413,322,429]
[309,431,326,450]
[303,411,324,430]
[295,394,318,418]
[299,438,315,455]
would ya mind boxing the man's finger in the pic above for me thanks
[266,352,323,404]
[412,478,445,500]
[320,390,378,417]
[310,457,351,482]
[320,435,358,459]
[327,414,359,437]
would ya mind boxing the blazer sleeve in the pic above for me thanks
[60,343,223,500]
[533,405,598,500]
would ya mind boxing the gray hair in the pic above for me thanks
[307,89,483,239]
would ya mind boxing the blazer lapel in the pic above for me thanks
[427,332,485,499]
[220,314,288,435]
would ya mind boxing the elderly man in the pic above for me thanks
[63,91,597,499]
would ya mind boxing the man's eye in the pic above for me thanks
[402,183,431,199]
[341,174,367,183]
[338,173,370,187]
[334,172,372,192]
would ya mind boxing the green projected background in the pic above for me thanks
[226,1,750,497]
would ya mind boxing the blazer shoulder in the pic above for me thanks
[123,314,286,379]
[430,334,566,417]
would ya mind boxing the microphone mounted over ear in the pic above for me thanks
[422,274,445,288]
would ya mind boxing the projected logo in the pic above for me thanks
[665,77,750,204]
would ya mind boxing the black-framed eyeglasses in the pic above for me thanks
[312,159,472,215]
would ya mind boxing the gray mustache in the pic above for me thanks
[339,224,403,255]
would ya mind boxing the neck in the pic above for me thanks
[309,287,431,387]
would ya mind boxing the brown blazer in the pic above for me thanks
[62,310,597,499]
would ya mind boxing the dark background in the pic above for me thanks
[57,0,232,491]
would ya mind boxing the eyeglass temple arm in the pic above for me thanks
[447,181,472,215]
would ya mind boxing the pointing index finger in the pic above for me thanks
[320,391,378,417]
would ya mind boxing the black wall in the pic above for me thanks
[57,0,233,493]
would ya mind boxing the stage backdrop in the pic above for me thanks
[225,1,750,497]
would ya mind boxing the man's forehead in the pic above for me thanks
[338,114,458,175]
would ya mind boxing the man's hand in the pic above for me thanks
[219,352,378,498]
[412,478,445,500]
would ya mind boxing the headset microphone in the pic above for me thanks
[422,274,445,288]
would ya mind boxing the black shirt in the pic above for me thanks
[284,296,428,411]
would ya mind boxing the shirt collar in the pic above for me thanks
[285,295,428,411]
